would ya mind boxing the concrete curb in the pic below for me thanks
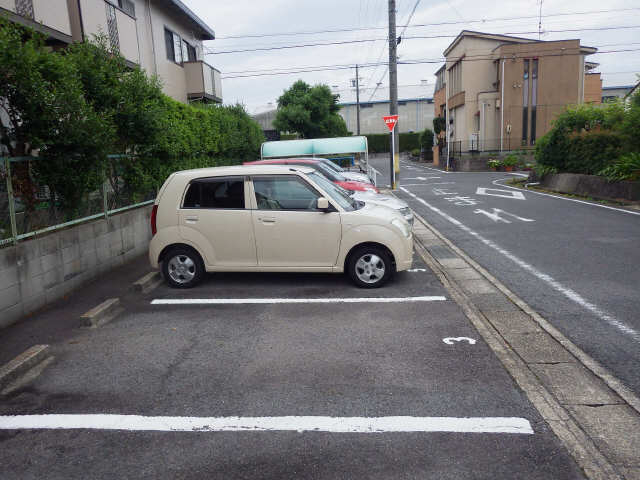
[0,345,50,392]
[133,271,163,294]
[408,209,640,479]
[80,298,122,328]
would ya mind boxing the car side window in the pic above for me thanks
[253,176,320,211]
[183,177,245,209]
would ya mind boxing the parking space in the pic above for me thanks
[0,250,586,479]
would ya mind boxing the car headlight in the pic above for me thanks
[391,218,410,238]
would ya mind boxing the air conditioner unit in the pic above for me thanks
[495,99,501,109]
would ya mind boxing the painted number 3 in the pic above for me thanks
[442,337,477,345]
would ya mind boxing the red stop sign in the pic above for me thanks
[383,115,399,132]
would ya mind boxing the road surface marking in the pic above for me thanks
[444,196,480,206]
[404,176,440,180]
[492,178,640,217]
[443,337,477,345]
[151,296,446,305]
[401,182,455,187]
[476,187,526,200]
[407,268,428,272]
[474,208,535,223]
[400,187,640,343]
[0,415,533,434]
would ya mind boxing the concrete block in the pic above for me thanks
[470,293,520,313]
[568,404,640,467]
[16,239,41,263]
[530,363,622,406]
[459,279,499,295]
[63,259,82,281]
[41,252,61,274]
[62,243,80,265]
[437,258,468,269]
[80,298,121,327]
[0,246,17,270]
[42,267,63,290]
[485,311,542,335]
[107,215,122,232]
[96,235,110,264]
[620,467,640,480]
[133,271,162,293]
[77,223,94,243]
[501,332,575,364]
[93,218,108,237]
[81,249,98,272]
[44,282,67,304]
[122,226,135,252]
[60,227,79,248]
[0,284,20,310]
[0,265,18,290]
[447,267,483,281]
[18,271,44,300]
[39,233,60,255]
[0,302,23,329]
[0,344,50,391]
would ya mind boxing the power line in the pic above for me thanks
[212,7,640,40]
[206,25,640,55]
[220,47,640,79]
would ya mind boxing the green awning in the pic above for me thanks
[261,136,368,158]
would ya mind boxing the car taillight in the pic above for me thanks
[150,205,158,236]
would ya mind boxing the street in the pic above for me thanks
[370,155,640,398]
[0,252,585,479]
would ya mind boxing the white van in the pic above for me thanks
[149,165,413,288]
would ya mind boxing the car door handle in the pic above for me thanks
[185,216,199,223]
[259,217,276,223]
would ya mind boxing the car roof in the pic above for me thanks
[246,158,321,165]
[173,164,315,178]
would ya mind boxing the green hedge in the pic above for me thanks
[365,133,421,153]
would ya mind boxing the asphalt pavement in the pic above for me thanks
[370,154,640,399]
[0,251,585,479]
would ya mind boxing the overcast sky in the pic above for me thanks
[184,0,640,114]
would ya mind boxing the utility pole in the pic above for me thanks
[355,64,361,136]
[388,0,399,189]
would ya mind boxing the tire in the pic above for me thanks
[347,245,393,288]
[162,246,205,289]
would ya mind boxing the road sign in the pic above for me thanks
[383,115,399,132]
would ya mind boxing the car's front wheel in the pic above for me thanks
[347,245,393,288]
[162,246,205,288]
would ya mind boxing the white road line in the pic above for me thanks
[151,296,446,305]
[492,178,640,216]
[400,187,640,343]
[0,415,534,434]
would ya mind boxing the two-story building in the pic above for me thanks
[0,0,221,103]
[438,30,598,155]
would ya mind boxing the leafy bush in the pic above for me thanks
[410,148,420,157]
[365,133,421,153]
[487,159,502,169]
[433,117,446,136]
[419,128,434,151]
[598,153,640,181]
[503,154,518,167]
[534,164,558,178]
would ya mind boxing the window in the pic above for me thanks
[183,177,245,209]
[105,3,120,53]
[164,28,185,64]
[118,0,135,16]
[360,103,373,109]
[448,61,462,96]
[253,177,320,211]
[522,59,529,146]
[15,0,34,19]
[530,59,538,145]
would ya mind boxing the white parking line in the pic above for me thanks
[492,178,640,216]
[400,187,640,343]
[0,414,534,434]
[152,296,446,305]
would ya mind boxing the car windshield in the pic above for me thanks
[307,171,360,211]
[321,160,345,173]
[305,162,345,182]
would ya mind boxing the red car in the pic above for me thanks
[244,158,379,193]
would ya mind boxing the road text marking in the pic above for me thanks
[474,208,535,223]
[476,187,525,200]
[0,415,533,434]
[443,337,477,345]
[400,187,640,343]
[151,296,447,305]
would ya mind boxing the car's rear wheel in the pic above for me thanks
[347,245,393,288]
[162,246,205,289]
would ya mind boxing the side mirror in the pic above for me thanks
[317,197,330,210]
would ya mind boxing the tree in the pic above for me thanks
[273,80,348,138]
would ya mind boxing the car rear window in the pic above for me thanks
[183,177,245,209]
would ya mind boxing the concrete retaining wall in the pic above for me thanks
[0,205,152,329]
[540,173,640,202]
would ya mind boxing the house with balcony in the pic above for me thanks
[0,0,222,104]
[437,30,599,156]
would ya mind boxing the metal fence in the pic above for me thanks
[0,156,156,248]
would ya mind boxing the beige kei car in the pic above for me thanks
[149,165,413,288]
